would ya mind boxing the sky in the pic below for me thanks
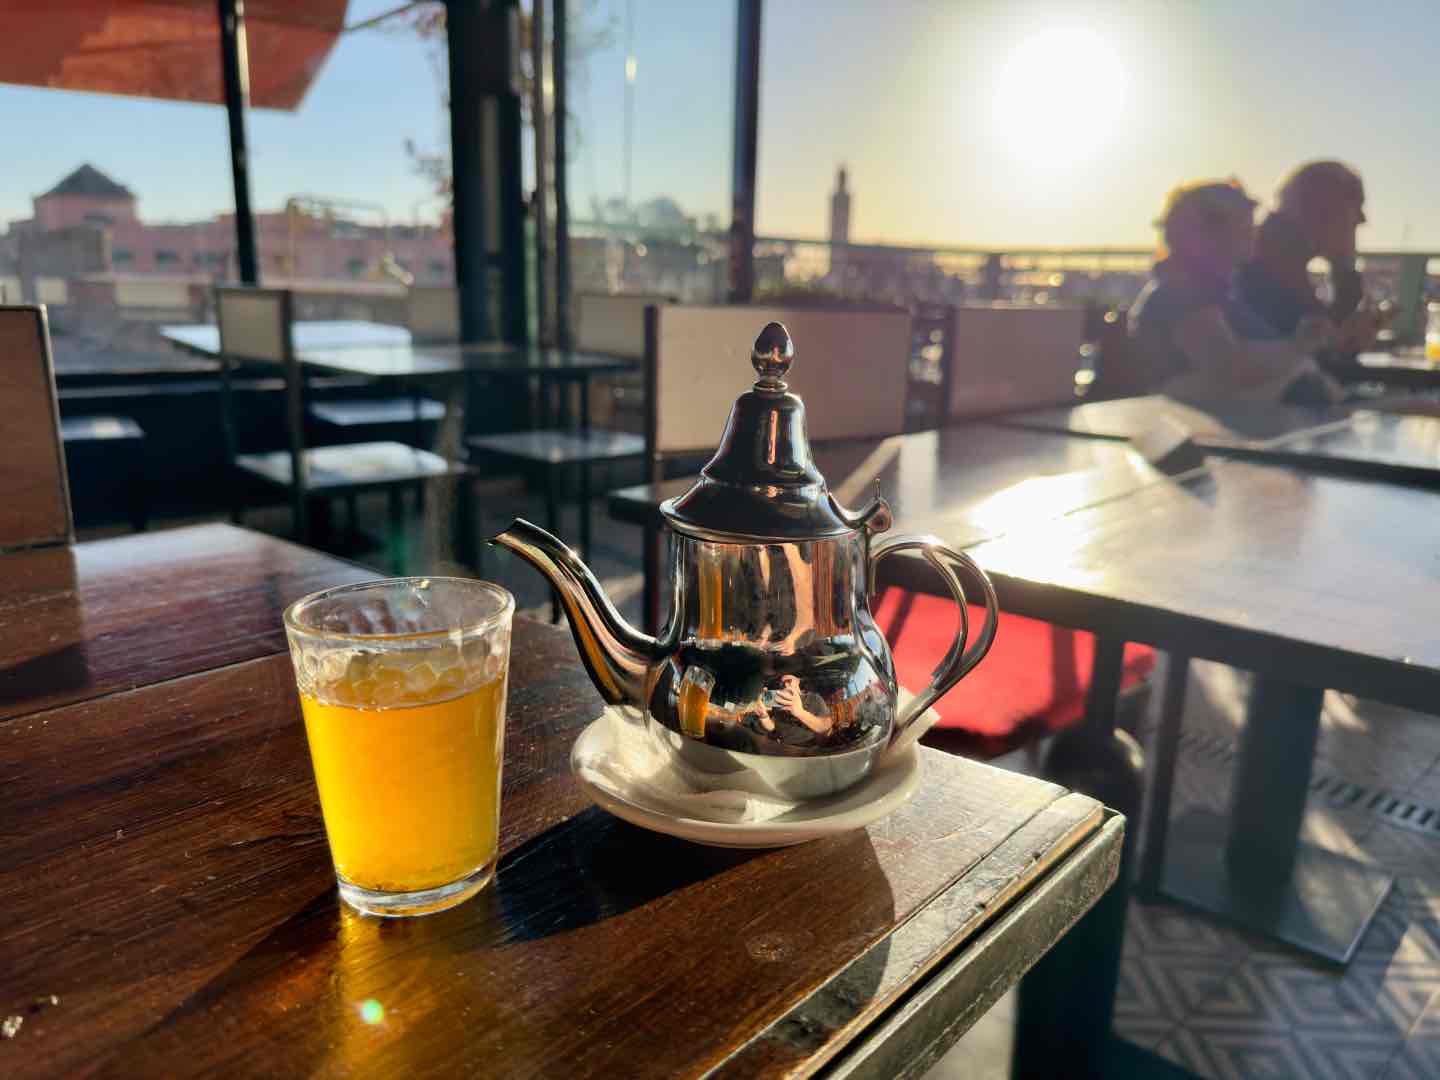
[3,0,1438,250]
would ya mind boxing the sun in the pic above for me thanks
[991,28,1126,166]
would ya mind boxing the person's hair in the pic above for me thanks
[1276,161,1363,215]
[1154,178,1255,260]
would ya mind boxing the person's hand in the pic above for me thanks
[1335,306,1381,353]
[1295,312,1336,354]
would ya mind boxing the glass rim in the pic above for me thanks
[283,576,514,643]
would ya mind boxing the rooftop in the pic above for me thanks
[41,163,134,201]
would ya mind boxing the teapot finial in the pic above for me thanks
[752,321,794,389]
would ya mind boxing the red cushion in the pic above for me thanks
[874,586,1156,739]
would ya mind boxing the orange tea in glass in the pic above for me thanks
[284,577,513,916]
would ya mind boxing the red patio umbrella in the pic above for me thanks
[0,0,349,110]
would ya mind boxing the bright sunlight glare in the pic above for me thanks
[992,28,1126,167]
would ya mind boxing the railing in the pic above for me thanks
[568,219,1440,344]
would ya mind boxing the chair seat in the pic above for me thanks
[60,416,144,443]
[236,441,461,491]
[876,586,1157,758]
[467,429,646,465]
[308,398,446,427]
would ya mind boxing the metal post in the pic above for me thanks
[446,0,492,342]
[496,0,529,344]
[554,0,572,348]
[531,0,551,345]
[728,0,762,303]
[218,0,258,284]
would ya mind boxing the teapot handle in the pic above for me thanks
[870,534,1000,741]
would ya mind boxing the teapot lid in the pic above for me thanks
[659,322,888,543]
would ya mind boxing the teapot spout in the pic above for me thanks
[488,519,661,707]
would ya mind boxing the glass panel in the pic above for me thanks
[0,73,233,372]
[247,0,453,325]
[565,0,735,304]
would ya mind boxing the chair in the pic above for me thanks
[876,588,1156,760]
[464,294,670,620]
[1076,306,1153,401]
[638,302,916,630]
[946,303,1088,419]
[575,292,674,431]
[896,301,1157,758]
[0,305,73,552]
[215,286,469,571]
[302,284,449,444]
[407,284,461,344]
[59,415,149,532]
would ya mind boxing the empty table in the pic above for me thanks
[970,458,1440,962]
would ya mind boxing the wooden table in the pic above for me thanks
[1342,348,1440,391]
[970,458,1440,963]
[0,523,373,722]
[162,321,412,356]
[161,326,635,433]
[0,528,1123,1078]
[997,393,1354,444]
[1000,393,1440,489]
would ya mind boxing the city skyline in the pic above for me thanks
[4,0,1440,251]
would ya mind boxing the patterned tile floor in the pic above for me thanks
[84,498,1440,1080]
[933,658,1440,1079]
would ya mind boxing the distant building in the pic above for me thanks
[2,164,455,314]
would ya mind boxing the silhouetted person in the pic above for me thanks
[1238,160,1378,352]
[1129,179,1339,404]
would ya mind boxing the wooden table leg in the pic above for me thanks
[1157,676,1393,964]
[1013,637,1143,1079]
[1136,655,1189,898]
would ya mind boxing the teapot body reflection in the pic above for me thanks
[491,322,999,800]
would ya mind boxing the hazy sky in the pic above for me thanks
[4,0,1437,250]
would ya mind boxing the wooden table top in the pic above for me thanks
[0,524,374,722]
[968,459,1440,713]
[162,321,413,356]
[1342,349,1440,391]
[997,394,1355,444]
[610,424,1162,546]
[296,344,637,379]
[162,323,636,380]
[1211,409,1440,488]
[0,559,1121,1077]
[999,394,1440,488]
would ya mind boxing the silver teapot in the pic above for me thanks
[492,322,998,799]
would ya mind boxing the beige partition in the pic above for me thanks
[577,293,671,358]
[216,287,290,363]
[408,285,460,343]
[653,305,913,453]
[0,306,73,551]
[946,303,1086,418]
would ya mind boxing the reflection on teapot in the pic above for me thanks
[491,322,999,799]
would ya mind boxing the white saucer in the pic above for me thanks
[569,717,923,848]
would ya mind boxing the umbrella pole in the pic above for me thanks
[218,0,259,285]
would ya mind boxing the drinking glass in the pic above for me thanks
[284,577,513,917]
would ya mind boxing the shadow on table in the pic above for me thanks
[0,641,92,711]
